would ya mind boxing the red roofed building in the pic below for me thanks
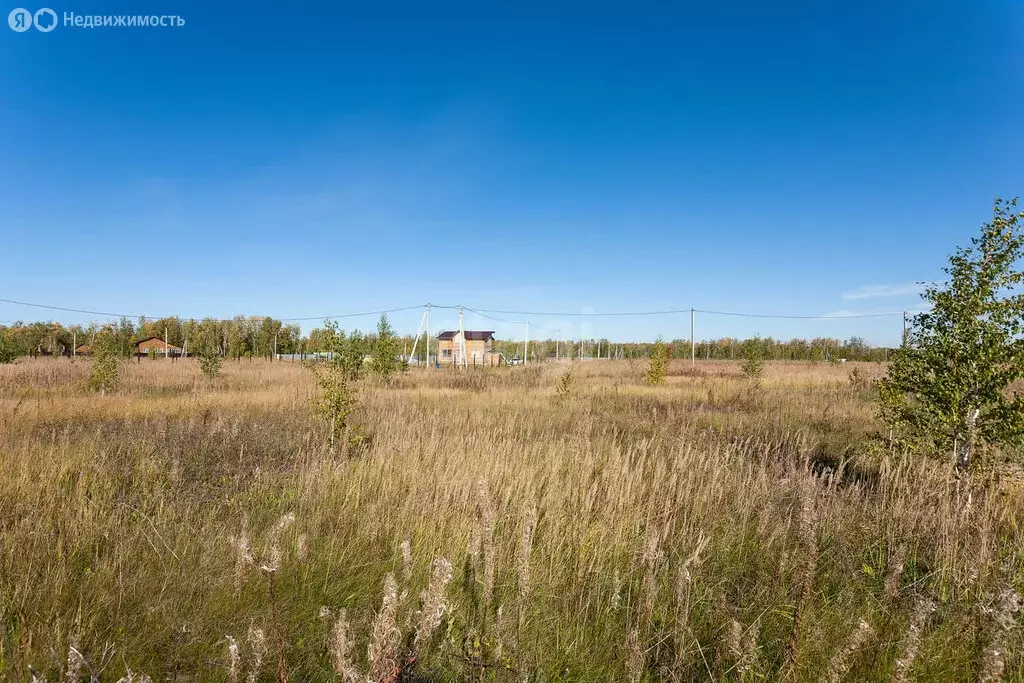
[134,337,183,357]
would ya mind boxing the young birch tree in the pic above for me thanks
[878,198,1024,471]
[371,314,402,382]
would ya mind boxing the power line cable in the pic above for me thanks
[466,306,692,317]
[468,306,903,320]
[286,305,426,322]
[0,298,149,319]
[1,296,905,325]
[0,298,427,323]
[694,308,903,320]
[462,307,559,336]
[463,306,524,325]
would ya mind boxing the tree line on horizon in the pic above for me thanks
[0,313,891,364]
[491,335,890,362]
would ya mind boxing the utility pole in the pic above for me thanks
[165,326,169,359]
[554,329,560,360]
[690,308,695,369]
[72,330,76,359]
[426,303,431,367]
[524,321,529,366]
[458,305,467,369]
[902,311,908,347]
[274,328,280,360]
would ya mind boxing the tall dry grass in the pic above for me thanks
[0,357,1021,680]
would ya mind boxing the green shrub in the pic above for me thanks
[0,335,20,364]
[88,334,124,395]
[371,314,402,382]
[308,319,370,452]
[741,337,768,379]
[646,338,668,385]
[308,360,366,452]
[197,348,223,378]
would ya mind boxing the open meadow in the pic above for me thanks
[0,357,1021,681]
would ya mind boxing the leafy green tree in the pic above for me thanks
[88,332,124,395]
[878,198,1024,471]
[197,348,222,378]
[317,321,366,380]
[258,316,280,359]
[194,341,221,377]
[306,319,369,452]
[309,360,366,451]
[192,318,224,378]
[113,317,137,357]
[0,334,20,364]
[227,316,247,359]
[646,338,668,385]
[741,336,768,379]
[279,323,302,354]
[371,314,402,381]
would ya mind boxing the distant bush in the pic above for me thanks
[308,319,369,452]
[371,314,403,382]
[0,336,20,364]
[309,360,366,452]
[741,337,768,379]
[197,347,223,379]
[646,338,668,385]
[87,333,123,394]
[554,368,575,403]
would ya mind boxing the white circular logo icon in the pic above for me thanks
[33,7,56,31]
[8,7,32,31]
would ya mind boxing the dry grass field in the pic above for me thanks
[0,357,1021,681]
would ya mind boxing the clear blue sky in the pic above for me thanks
[2,0,1023,345]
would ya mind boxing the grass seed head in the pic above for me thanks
[246,625,267,683]
[893,598,935,683]
[414,557,454,649]
[368,573,401,682]
[226,636,240,683]
[64,643,86,683]
[400,538,413,584]
[625,625,644,683]
[885,543,909,600]
[330,609,361,683]
[826,619,874,683]
[518,505,537,601]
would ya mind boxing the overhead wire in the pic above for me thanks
[0,296,906,325]
[694,308,902,320]
[0,298,428,323]
[285,305,427,322]
[464,305,904,320]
